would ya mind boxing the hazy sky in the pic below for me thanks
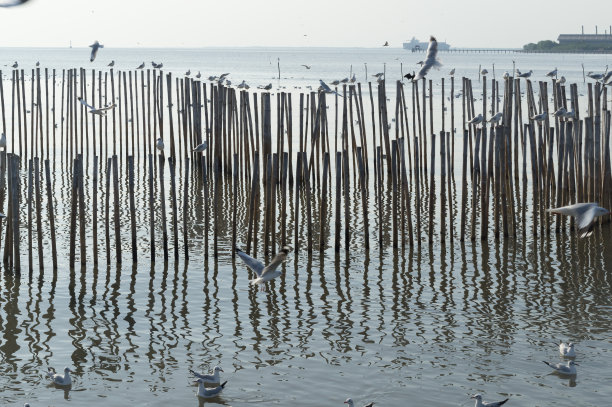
[1,0,611,48]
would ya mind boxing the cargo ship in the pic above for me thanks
[403,37,450,51]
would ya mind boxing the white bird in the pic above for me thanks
[136,62,145,69]
[547,202,609,237]
[77,97,116,116]
[319,79,339,95]
[543,360,578,375]
[156,137,164,151]
[0,132,6,149]
[556,76,566,84]
[189,366,223,384]
[503,71,510,79]
[193,141,208,152]
[530,111,547,122]
[587,71,604,81]
[45,367,73,386]
[470,394,509,407]
[557,341,576,357]
[517,70,533,78]
[236,246,291,291]
[562,108,575,119]
[449,68,455,76]
[546,68,557,78]
[552,107,567,117]
[350,73,356,83]
[467,113,483,125]
[481,68,488,76]
[195,379,227,398]
[344,398,374,407]
[488,112,502,123]
[89,40,103,62]
[108,60,115,67]
[414,36,442,81]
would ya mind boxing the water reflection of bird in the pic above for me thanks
[414,36,442,80]
[548,202,609,238]
[89,40,103,62]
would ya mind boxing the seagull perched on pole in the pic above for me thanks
[552,107,567,117]
[319,79,341,96]
[546,68,557,78]
[467,113,483,126]
[557,76,566,84]
[156,137,164,151]
[108,60,115,67]
[488,112,502,123]
[587,71,604,81]
[530,111,547,122]
[547,202,609,237]
[136,62,145,69]
[0,132,6,149]
[236,246,292,291]
[517,70,533,78]
[77,97,116,116]
[414,36,442,81]
[470,394,509,407]
[89,40,103,62]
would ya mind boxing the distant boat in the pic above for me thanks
[403,37,450,52]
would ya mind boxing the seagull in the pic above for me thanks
[193,141,208,152]
[156,137,164,151]
[517,70,533,78]
[0,132,6,149]
[470,394,509,407]
[151,61,158,68]
[77,97,116,116]
[185,70,191,76]
[195,379,227,398]
[404,72,415,81]
[383,41,389,47]
[189,366,223,384]
[301,64,311,69]
[237,80,249,89]
[0,0,32,7]
[488,112,502,123]
[344,398,374,407]
[318,79,341,96]
[543,360,578,375]
[372,72,384,78]
[557,76,566,84]
[108,60,115,67]
[208,75,218,81]
[414,36,442,81]
[136,62,145,69]
[263,83,273,91]
[552,107,567,117]
[467,113,483,126]
[45,367,73,386]
[416,61,424,66]
[350,73,356,83]
[546,68,557,78]
[236,246,291,291]
[449,68,455,76]
[481,68,488,76]
[196,71,201,78]
[503,71,510,79]
[89,40,103,62]
[219,72,230,80]
[330,79,340,85]
[530,111,547,122]
[557,341,576,357]
[156,62,163,69]
[12,61,18,68]
[340,77,349,83]
[587,71,604,81]
[563,108,575,119]
[35,61,39,67]
[547,202,609,238]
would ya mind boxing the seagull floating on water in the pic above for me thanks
[190,366,223,384]
[556,341,576,357]
[547,202,609,238]
[89,41,103,62]
[344,398,374,407]
[236,246,291,291]
[414,36,442,81]
[543,360,578,375]
[45,367,73,386]
[471,394,508,407]
[193,141,208,152]
[156,137,164,151]
[195,379,227,398]
[77,97,116,116]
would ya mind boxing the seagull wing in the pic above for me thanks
[261,251,287,277]
[98,103,117,112]
[78,98,97,111]
[415,37,442,80]
[190,369,215,381]
[319,80,332,92]
[485,399,509,407]
[576,205,598,238]
[236,248,265,276]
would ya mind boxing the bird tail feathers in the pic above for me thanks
[221,381,228,388]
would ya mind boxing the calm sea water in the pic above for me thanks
[0,47,611,407]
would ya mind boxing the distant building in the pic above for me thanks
[558,34,612,45]
[403,37,450,51]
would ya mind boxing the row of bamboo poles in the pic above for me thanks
[0,67,611,273]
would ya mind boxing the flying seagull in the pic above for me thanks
[414,36,442,81]
[189,366,223,384]
[543,360,578,375]
[195,379,227,398]
[236,246,291,291]
[193,141,208,152]
[45,367,73,386]
[470,394,509,407]
[301,64,311,69]
[0,0,31,7]
[556,341,576,357]
[89,40,103,62]
[547,202,609,237]
[77,97,116,116]
[344,398,374,407]
[404,72,415,81]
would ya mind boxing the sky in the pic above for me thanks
[1,0,611,49]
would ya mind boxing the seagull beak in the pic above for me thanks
[219,369,224,372]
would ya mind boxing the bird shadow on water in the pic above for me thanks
[197,395,231,406]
